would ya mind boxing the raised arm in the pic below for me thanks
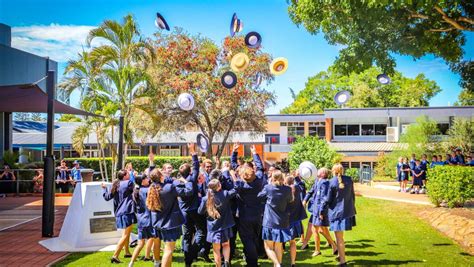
[101,183,114,201]
[189,143,199,183]
[251,145,264,178]
[231,143,240,170]
[303,182,316,205]
[198,197,207,215]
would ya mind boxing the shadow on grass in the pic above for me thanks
[346,250,383,257]
[432,243,452,246]
[345,243,374,249]
[387,243,400,246]
[351,259,423,265]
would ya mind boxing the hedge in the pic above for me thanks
[426,166,474,208]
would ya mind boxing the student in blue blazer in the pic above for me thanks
[301,176,315,250]
[128,174,160,266]
[177,144,206,266]
[310,168,337,257]
[232,144,265,267]
[258,170,293,267]
[284,175,307,267]
[198,176,237,267]
[322,164,356,267]
[102,169,136,264]
[147,167,194,267]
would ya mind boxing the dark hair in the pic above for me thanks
[111,169,127,194]
[210,169,223,181]
[132,175,144,204]
[179,163,191,178]
[245,161,254,168]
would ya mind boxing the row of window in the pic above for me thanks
[335,124,387,136]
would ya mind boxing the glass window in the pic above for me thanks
[280,122,287,126]
[350,162,360,169]
[361,124,375,135]
[341,162,350,169]
[265,134,280,144]
[335,125,347,136]
[288,123,304,144]
[348,125,360,136]
[437,123,449,135]
[375,124,387,135]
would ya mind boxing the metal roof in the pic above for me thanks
[329,142,407,152]
[266,114,325,122]
[324,106,474,118]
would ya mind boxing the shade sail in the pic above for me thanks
[0,84,97,116]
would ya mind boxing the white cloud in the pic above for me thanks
[11,24,99,62]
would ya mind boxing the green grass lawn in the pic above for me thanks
[54,197,473,266]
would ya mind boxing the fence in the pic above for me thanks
[359,164,374,184]
[0,169,103,196]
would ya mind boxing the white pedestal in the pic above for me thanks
[40,182,134,252]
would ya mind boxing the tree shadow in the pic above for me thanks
[351,259,423,265]
[432,243,452,247]
[387,243,400,246]
[345,243,374,249]
[346,250,383,257]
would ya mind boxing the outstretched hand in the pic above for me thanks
[250,145,257,155]
[188,143,196,155]
[232,142,240,152]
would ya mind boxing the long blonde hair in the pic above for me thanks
[146,168,163,211]
[271,170,284,186]
[206,179,221,219]
[332,164,345,189]
[238,165,256,182]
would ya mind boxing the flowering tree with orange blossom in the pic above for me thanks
[132,29,276,158]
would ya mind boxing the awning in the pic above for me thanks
[0,84,96,116]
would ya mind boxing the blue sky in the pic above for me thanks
[1,0,473,113]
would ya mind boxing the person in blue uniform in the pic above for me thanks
[301,177,316,250]
[448,152,459,165]
[466,156,474,166]
[198,177,237,267]
[310,168,337,257]
[430,155,438,168]
[409,154,417,181]
[232,144,265,267]
[284,175,307,267]
[257,170,293,267]
[322,164,356,267]
[71,160,83,186]
[128,174,160,266]
[420,154,429,188]
[455,148,465,165]
[56,160,72,193]
[102,169,136,264]
[177,144,206,266]
[411,160,424,194]
[396,157,404,192]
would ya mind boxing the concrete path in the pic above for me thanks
[355,183,433,206]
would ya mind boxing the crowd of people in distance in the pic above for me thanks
[101,143,357,267]
[396,148,473,194]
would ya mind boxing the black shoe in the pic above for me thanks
[110,257,122,264]
[339,262,348,267]
[333,248,339,255]
[130,240,138,248]
[124,254,132,258]
[223,261,231,267]
[141,256,152,261]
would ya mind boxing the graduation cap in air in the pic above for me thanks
[270,57,288,75]
[196,133,210,153]
[230,13,243,37]
[177,93,195,111]
[230,52,250,72]
[245,31,262,49]
[155,13,170,31]
[376,73,391,85]
[298,161,317,180]
[334,90,351,106]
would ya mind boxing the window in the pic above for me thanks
[341,162,350,169]
[361,124,374,135]
[287,122,304,143]
[244,145,252,157]
[160,145,181,156]
[309,122,326,138]
[350,162,360,169]
[265,134,280,144]
[348,125,359,136]
[335,125,347,136]
[437,123,449,135]
[375,124,387,135]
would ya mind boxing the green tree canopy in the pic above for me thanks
[288,1,473,92]
[288,136,341,171]
[58,114,82,122]
[281,66,440,114]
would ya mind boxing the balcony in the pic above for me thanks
[264,144,292,153]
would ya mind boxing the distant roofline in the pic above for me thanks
[324,106,474,112]
[0,43,58,64]
[266,113,324,117]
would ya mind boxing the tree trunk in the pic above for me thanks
[216,113,238,158]
[205,133,214,159]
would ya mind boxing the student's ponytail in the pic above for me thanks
[206,179,221,219]
[111,169,127,195]
[332,164,345,189]
[146,183,162,211]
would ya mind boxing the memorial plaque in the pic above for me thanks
[93,211,112,216]
[89,217,117,233]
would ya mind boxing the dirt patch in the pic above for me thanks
[416,206,474,255]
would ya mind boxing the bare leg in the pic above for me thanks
[124,228,132,255]
[222,241,231,262]
[320,227,337,252]
[213,243,222,267]
[161,241,175,267]
[301,222,313,248]
[335,231,346,264]
[113,226,133,258]
[289,239,297,264]
[130,239,145,264]
[145,238,153,259]
[152,238,161,261]
[274,242,283,264]
[264,240,280,266]
[311,225,321,255]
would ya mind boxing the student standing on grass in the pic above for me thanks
[284,175,307,267]
[198,177,237,267]
[102,169,136,264]
[411,160,424,194]
[232,149,265,266]
[129,174,160,267]
[301,177,316,250]
[324,164,356,267]
[402,157,411,193]
[258,170,293,267]
[178,144,208,266]
[147,165,194,267]
[396,157,405,192]
[309,168,337,257]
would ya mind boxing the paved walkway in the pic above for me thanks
[355,183,432,206]
[0,196,71,267]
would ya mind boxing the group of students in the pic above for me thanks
[396,149,474,194]
[102,143,356,267]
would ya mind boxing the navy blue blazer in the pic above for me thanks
[257,184,292,229]
[233,177,264,221]
[303,182,315,213]
[324,175,356,222]
[198,189,237,233]
[136,186,152,229]
[294,176,306,201]
[288,185,307,223]
[312,179,330,218]
[178,155,200,212]
[152,179,194,230]
[103,180,135,217]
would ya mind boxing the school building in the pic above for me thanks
[11,106,474,169]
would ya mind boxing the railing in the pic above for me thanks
[359,164,374,184]
[0,169,103,196]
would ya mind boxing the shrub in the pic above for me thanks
[426,166,474,208]
[345,168,360,182]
